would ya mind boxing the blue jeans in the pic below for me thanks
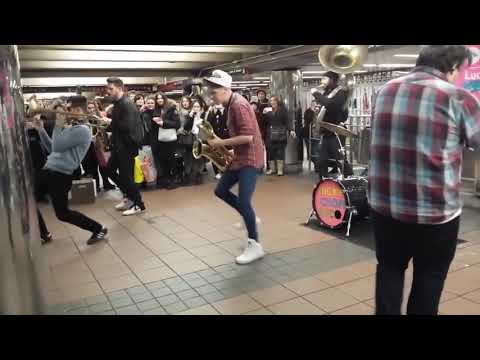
[214,166,261,241]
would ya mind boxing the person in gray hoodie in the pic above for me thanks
[37,98,107,245]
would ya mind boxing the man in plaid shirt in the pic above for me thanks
[369,45,480,315]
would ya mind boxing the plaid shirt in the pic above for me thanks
[226,93,265,171]
[368,66,480,224]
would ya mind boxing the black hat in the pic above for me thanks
[68,95,87,108]
[323,71,340,83]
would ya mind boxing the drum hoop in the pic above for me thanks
[312,179,349,229]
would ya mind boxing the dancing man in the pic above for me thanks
[37,97,107,245]
[204,70,265,265]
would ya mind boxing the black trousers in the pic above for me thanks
[37,209,49,239]
[39,169,102,234]
[266,141,286,161]
[107,149,143,206]
[156,141,177,184]
[316,135,353,179]
[372,210,459,315]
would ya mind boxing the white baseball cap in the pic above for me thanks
[204,70,232,89]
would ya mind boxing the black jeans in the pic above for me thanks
[316,135,353,179]
[37,209,49,239]
[107,149,143,206]
[372,210,459,315]
[266,141,286,161]
[214,166,260,241]
[40,169,102,234]
[156,141,177,184]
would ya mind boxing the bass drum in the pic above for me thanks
[312,177,369,229]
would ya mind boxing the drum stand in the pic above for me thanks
[305,134,355,237]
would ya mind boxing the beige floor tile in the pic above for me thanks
[169,259,210,275]
[364,299,375,309]
[159,250,197,264]
[135,266,176,284]
[244,308,275,315]
[249,285,298,307]
[314,267,365,286]
[200,253,234,267]
[268,297,325,315]
[440,297,480,315]
[444,265,480,295]
[452,247,480,267]
[283,277,331,296]
[53,270,96,287]
[98,273,141,292]
[304,288,360,313]
[342,261,377,278]
[128,257,166,273]
[60,282,103,302]
[188,244,226,257]
[463,289,480,304]
[337,276,376,302]
[212,294,262,315]
[177,304,220,315]
[331,303,374,315]
[90,262,132,280]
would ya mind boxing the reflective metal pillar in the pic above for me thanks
[0,45,47,314]
[270,70,303,173]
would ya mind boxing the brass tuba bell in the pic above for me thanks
[318,45,369,74]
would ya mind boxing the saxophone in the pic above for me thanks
[192,120,233,173]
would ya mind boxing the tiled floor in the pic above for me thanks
[38,168,480,315]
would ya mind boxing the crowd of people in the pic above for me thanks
[25,45,480,315]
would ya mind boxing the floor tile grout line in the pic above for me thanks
[113,209,221,278]
[101,209,184,289]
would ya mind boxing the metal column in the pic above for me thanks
[0,45,47,314]
[270,70,303,173]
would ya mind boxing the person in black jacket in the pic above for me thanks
[311,71,353,180]
[105,77,146,215]
[303,100,317,161]
[153,93,181,190]
[184,99,207,185]
[264,96,295,176]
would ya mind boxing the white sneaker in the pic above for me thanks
[236,239,265,265]
[115,199,133,211]
[215,173,222,180]
[122,204,145,216]
[234,217,261,230]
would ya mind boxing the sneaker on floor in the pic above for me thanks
[115,198,133,211]
[234,217,261,230]
[122,203,146,216]
[87,227,108,245]
[236,239,265,265]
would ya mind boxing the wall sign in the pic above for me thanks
[456,45,480,99]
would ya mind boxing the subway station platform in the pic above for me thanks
[39,171,480,315]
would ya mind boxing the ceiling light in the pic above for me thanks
[354,70,367,73]
[394,54,419,58]
[378,64,416,68]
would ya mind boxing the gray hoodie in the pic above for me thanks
[43,124,92,175]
